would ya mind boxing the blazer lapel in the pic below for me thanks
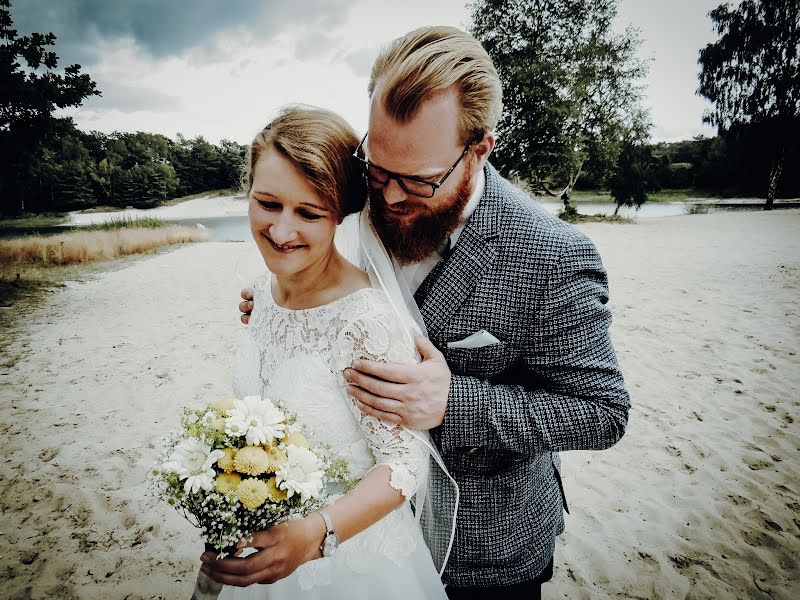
[415,163,504,341]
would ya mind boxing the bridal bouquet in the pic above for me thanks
[150,395,353,558]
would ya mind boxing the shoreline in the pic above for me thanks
[1,210,798,598]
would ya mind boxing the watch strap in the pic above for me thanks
[318,510,334,534]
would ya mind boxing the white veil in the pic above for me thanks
[345,201,459,576]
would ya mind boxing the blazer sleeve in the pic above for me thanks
[438,234,630,455]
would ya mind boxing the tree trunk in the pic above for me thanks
[613,203,620,216]
[765,147,784,211]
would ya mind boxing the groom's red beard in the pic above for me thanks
[369,163,474,265]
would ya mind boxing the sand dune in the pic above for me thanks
[1,209,798,599]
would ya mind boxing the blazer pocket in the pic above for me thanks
[444,341,515,377]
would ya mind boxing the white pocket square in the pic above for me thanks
[447,330,501,349]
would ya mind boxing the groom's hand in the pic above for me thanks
[199,518,323,586]
[239,288,254,325]
[345,333,450,429]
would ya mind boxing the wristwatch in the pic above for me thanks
[317,510,340,558]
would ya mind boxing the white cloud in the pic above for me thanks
[54,0,725,145]
[60,0,472,143]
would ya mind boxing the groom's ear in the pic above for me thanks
[472,133,495,170]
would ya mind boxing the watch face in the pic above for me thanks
[322,534,340,557]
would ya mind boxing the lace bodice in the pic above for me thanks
[233,272,429,494]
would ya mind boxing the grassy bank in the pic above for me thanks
[563,188,753,203]
[85,215,170,231]
[161,188,242,206]
[557,208,633,224]
[567,189,705,203]
[0,217,208,268]
[0,213,70,229]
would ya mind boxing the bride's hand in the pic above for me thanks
[239,288,254,325]
[199,518,325,586]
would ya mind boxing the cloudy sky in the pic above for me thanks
[11,0,724,144]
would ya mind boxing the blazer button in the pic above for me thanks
[468,447,479,454]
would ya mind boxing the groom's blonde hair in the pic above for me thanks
[244,106,366,219]
[368,26,502,145]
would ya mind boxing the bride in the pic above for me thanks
[201,106,451,599]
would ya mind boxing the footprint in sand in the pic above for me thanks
[669,554,720,579]
[38,447,59,462]
[122,514,137,530]
[764,519,783,532]
[727,494,751,506]
[743,456,774,471]
[637,551,659,569]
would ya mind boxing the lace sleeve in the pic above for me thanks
[333,292,430,499]
[231,274,269,399]
[232,328,263,399]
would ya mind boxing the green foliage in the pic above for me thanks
[609,140,654,210]
[0,0,100,215]
[0,1,246,216]
[648,132,800,198]
[470,0,650,198]
[698,0,800,207]
[85,216,169,231]
[558,203,580,222]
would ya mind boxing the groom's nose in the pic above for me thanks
[382,178,408,205]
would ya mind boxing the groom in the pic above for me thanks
[217,26,629,599]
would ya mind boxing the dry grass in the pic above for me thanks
[0,226,209,267]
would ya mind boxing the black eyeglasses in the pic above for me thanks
[352,133,473,199]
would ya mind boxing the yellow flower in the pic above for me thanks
[212,417,227,432]
[284,430,311,449]
[212,397,237,415]
[234,446,271,476]
[218,448,237,473]
[264,446,288,473]
[264,477,288,502]
[237,478,269,510]
[186,424,200,438]
[214,472,242,494]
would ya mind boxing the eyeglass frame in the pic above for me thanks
[352,133,475,199]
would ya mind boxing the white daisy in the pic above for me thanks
[162,438,224,495]
[225,396,286,445]
[275,445,325,502]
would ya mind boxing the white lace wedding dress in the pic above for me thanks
[220,273,447,600]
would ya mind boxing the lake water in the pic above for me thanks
[2,200,794,242]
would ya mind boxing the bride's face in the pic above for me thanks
[248,149,338,277]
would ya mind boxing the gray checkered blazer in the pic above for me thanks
[418,163,630,588]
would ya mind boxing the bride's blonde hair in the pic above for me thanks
[244,105,366,219]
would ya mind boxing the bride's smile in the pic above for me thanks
[248,148,339,279]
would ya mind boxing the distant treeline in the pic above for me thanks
[17,120,800,216]
[16,119,247,213]
[576,127,800,198]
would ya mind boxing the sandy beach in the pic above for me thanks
[66,195,248,226]
[1,209,798,599]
